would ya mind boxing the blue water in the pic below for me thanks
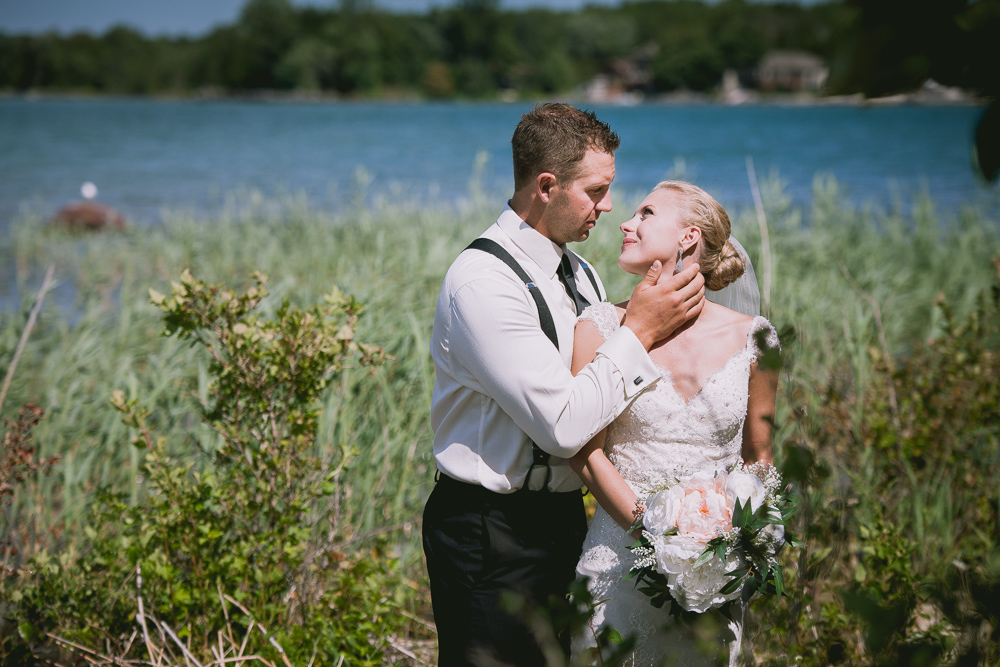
[0,98,992,232]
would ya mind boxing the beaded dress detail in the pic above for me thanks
[572,302,778,667]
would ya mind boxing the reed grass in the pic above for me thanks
[2,176,999,662]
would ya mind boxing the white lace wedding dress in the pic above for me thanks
[572,302,778,667]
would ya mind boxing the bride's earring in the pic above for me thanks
[673,246,684,275]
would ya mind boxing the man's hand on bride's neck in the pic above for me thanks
[623,262,706,351]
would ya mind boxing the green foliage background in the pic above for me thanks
[4,0,997,99]
[0,0,898,98]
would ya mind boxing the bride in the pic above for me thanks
[569,181,779,666]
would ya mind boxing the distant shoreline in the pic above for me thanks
[0,88,987,108]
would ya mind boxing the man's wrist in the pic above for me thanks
[622,322,654,351]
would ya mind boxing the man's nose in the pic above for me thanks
[597,191,613,213]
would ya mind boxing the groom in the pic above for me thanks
[422,103,706,666]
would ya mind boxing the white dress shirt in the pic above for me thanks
[430,204,660,493]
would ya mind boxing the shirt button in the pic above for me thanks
[634,376,643,385]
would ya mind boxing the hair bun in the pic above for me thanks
[706,238,746,291]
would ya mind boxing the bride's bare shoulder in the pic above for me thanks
[703,302,756,348]
[708,302,754,326]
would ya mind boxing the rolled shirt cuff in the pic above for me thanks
[596,326,659,400]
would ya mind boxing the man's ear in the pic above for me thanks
[679,226,702,253]
[536,172,558,203]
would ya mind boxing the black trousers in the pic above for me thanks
[422,474,587,667]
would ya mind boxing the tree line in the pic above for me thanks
[0,0,996,99]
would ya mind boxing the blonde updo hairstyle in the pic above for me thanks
[653,180,745,291]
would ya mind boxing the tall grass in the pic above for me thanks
[2,176,999,663]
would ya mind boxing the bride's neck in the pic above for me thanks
[656,303,704,347]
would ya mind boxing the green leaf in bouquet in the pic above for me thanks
[732,498,744,528]
[720,574,745,595]
[745,517,768,535]
[648,589,670,608]
[694,547,716,568]
[740,497,754,528]
[606,628,624,645]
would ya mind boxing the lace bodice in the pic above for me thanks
[573,301,778,666]
[580,302,778,497]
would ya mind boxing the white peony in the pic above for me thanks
[643,487,681,535]
[651,534,703,575]
[650,534,741,613]
[726,471,766,514]
[668,552,743,613]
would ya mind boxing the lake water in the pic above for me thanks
[0,97,993,233]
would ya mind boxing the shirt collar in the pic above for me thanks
[496,202,565,279]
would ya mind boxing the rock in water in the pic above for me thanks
[50,201,127,231]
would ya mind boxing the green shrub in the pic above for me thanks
[5,271,413,666]
[755,265,1000,666]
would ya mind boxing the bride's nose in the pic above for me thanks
[620,216,636,234]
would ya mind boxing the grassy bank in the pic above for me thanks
[1,178,999,665]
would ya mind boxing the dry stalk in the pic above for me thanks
[222,595,293,667]
[745,156,772,318]
[136,565,163,667]
[239,620,254,659]
[0,264,55,416]
[47,633,114,661]
[211,658,268,665]
[217,583,239,650]
[60,534,295,667]
[395,608,436,634]
[385,635,419,661]
[160,622,204,667]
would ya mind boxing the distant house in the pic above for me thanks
[584,42,657,104]
[756,51,828,92]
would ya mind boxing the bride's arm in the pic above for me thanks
[571,434,642,538]
[742,362,778,464]
[570,318,642,538]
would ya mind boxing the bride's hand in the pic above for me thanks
[624,262,705,350]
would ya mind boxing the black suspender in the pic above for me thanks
[465,239,604,345]
[467,238,560,348]
[464,237,604,492]
[579,259,603,304]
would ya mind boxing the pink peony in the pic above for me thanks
[644,472,733,542]
[672,471,732,542]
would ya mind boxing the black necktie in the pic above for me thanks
[558,253,591,316]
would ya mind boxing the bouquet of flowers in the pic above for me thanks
[627,459,801,615]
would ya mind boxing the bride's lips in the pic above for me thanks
[621,238,637,250]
